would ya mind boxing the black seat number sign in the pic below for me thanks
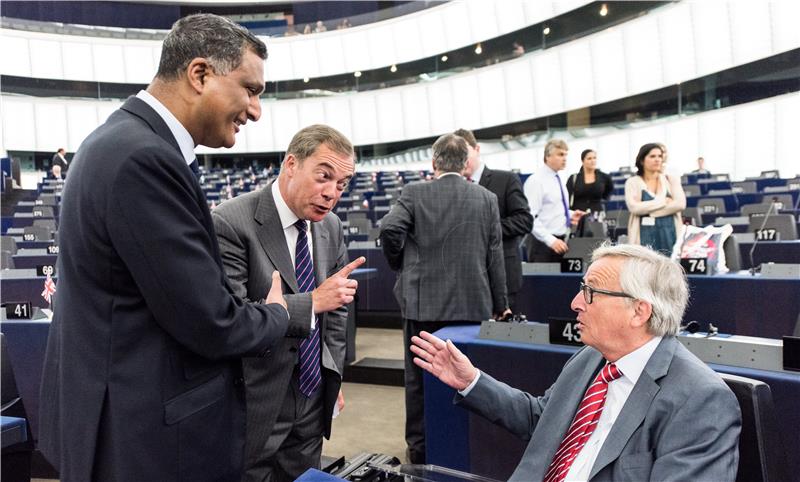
[348,226,360,234]
[47,245,60,255]
[703,205,717,213]
[36,264,55,277]
[32,209,44,217]
[23,233,36,241]
[561,258,583,273]
[4,302,32,320]
[755,228,778,241]
[680,257,708,274]
[549,318,583,346]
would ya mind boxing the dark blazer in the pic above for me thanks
[51,153,68,174]
[380,174,507,321]
[38,97,299,482]
[478,167,532,298]
[565,169,614,212]
[457,337,741,481]
[211,185,347,471]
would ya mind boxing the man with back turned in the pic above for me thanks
[379,133,509,464]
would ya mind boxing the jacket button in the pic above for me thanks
[234,377,244,386]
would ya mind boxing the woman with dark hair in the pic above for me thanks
[565,149,613,212]
[624,143,686,255]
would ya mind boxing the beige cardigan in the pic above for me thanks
[624,173,686,245]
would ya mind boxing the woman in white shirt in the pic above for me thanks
[624,143,686,255]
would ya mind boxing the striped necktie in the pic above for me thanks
[295,219,321,397]
[544,363,623,482]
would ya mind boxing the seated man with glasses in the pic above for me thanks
[411,243,741,482]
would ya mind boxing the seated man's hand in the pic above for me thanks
[551,238,568,254]
[265,270,287,311]
[411,331,478,392]
[312,257,366,313]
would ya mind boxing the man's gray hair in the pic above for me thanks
[432,134,468,173]
[156,13,267,80]
[591,243,688,336]
[543,139,568,161]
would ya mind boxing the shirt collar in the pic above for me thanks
[613,336,662,386]
[542,163,560,177]
[472,162,485,184]
[271,180,302,230]
[437,172,462,180]
[136,90,196,166]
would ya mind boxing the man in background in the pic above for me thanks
[412,243,740,481]
[457,128,532,311]
[380,133,509,464]
[39,14,296,481]
[51,147,68,179]
[523,139,585,262]
[213,125,365,481]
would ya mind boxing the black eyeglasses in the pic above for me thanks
[580,281,634,305]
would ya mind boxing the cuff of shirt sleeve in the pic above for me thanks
[310,301,316,330]
[458,370,481,397]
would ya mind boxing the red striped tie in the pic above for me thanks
[543,363,623,482]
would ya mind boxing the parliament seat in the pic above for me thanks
[718,373,788,482]
[747,214,797,240]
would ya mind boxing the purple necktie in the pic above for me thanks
[555,173,571,228]
[295,219,321,397]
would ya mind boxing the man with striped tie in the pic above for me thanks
[213,125,365,481]
[411,243,741,481]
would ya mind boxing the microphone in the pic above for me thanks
[748,196,779,275]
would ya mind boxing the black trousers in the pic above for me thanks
[527,235,566,263]
[403,319,468,464]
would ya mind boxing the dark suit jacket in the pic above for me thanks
[38,97,299,482]
[457,337,741,481]
[211,185,347,465]
[380,174,507,321]
[51,153,68,173]
[565,169,613,212]
[478,167,532,298]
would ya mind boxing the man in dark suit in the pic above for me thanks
[380,133,509,464]
[456,128,532,311]
[38,14,301,482]
[212,125,366,481]
[412,243,741,481]
[51,148,68,179]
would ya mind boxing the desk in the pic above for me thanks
[9,213,57,229]
[739,240,800,269]
[348,249,799,338]
[1,269,56,308]
[518,272,800,339]
[11,249,57,269]
[425,325,800,480]
[0,319,50,437]
[349,248,399,313]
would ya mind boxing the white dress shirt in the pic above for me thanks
[136,90,195,166]
[523,164,571,246]
[471,162,485,184]
[272,181,316,329]
[461,336,662,481]
[564,336,662,481]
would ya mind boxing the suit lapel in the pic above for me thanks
[120,96,183,157]
[588,337,676,479]
[311,222,331,286]
[254,184,299,293]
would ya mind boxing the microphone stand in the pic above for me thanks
[749,198,778,275]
